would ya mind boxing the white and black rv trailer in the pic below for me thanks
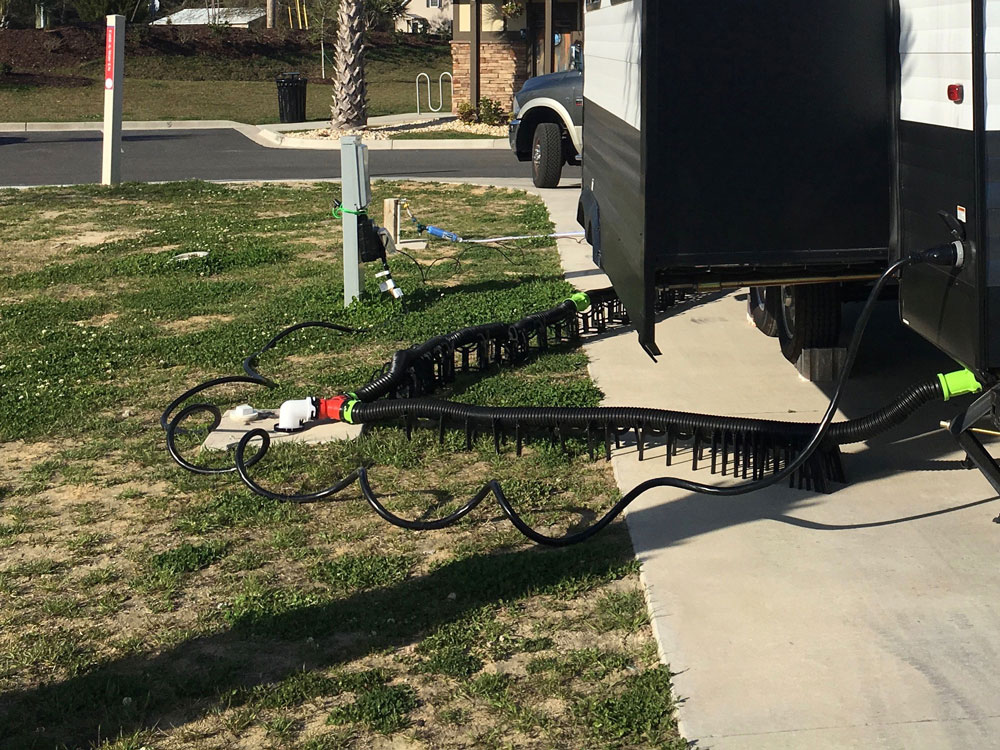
[578,0,998,377]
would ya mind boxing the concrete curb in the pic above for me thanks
[0,118,509,151]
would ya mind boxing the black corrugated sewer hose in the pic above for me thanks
[164,245,981,545]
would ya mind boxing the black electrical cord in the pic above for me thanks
[230,253,961,543]
[337,255,929,545]
[235,429,361,504]
[173,246,964,543]
[243,320,366,385]
[386,231,527,286]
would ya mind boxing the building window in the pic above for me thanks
[427,0,441,7]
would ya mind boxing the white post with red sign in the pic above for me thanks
[101,15,125,185]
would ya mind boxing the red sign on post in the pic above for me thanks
[104,25,115,90]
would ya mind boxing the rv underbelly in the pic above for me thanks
[580,0,1000,374]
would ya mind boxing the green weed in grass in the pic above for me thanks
[40,596,83,619]
[149,540,230,575]
[5,627,96,678]
[327,682,418,735]
[310,553,413,593]
[0,520,29,543]
[576,666,683,747]
[263,714,299,742]
[464,672,551,732]
[66,531,108,555]
[229,668,392,712]
[223,547,272,572]
[593,589,650,633]
[223,574,328,632]
[175,490,302,534]
[78,566,122,588]
[299,731,354,750]
[527,647,633,683]
[5,558,65,578]
[91,730,156,750]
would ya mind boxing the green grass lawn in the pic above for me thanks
[0,45,452,123]
[0,181,683,750]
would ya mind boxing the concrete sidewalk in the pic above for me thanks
[0,113,509,151]
[531,184,1000,749]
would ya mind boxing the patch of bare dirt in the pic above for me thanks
[4,228,148,274]
[74,312,119,327]
[0,440,59,482]
[160,314,235,334]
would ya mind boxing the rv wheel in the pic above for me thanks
[748,286,780,337]
[777,284,841,363]
[532,123,563,188]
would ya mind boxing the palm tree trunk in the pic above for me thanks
[331,0,367,129]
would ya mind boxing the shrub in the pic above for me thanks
[456,99,510,126]
[477,98,509,126]
[456,100,479,124]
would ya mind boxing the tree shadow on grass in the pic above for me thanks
[0,528,637,749]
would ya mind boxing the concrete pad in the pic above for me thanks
[202,407,362,452]
[529,188,1000,749]
[396,240,428,252]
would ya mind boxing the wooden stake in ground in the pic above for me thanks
[331,0,367,129]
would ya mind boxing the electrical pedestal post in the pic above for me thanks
[101,14,125,186]
[340,136,371,307]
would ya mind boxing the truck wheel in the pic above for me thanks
[748,286,780,337]
[777,284,841,363]
[532,123,563,188]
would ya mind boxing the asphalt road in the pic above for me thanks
[0,129,581,187]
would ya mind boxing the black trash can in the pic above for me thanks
[276,72,308,123]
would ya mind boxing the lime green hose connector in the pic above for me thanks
[568,292,591,313]
[342,399,359,424]
[938,369,983,401]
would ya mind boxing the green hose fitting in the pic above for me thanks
[568,292,591,313]
[342,399,359,424]
[938,369,983,401]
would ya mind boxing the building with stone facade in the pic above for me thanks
[396,0,453,34]
[450,0,582,111]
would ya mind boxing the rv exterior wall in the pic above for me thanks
[899,0,974,130]
[985,0,1000,129]
[583,0,641,130]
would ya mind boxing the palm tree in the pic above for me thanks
[331,0,367,129]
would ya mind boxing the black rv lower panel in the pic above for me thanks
[579,101,651,350]
[897,121,983,370]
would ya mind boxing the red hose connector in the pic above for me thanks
[318,395,350,421]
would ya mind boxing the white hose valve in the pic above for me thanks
[275,397,318,433]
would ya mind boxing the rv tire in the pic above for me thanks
[748,286,780,337]
[777,283,841,363]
